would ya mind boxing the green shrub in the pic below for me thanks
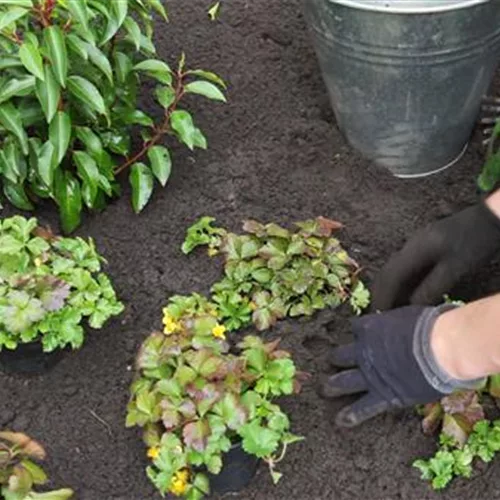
[0,215,123,352]
[0,0,226,232]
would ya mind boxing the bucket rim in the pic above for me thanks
[327,0,490,14]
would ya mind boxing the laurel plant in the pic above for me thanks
[0,0,226,232]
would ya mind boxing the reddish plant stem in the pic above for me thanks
[114,71,185,175]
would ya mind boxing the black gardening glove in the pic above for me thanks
[321,306,482,428]
[372,201,500,311]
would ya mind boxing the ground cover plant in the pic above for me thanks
[0,0,226,232]
[3,2,499,497]
[0,431,73,499]
[0,215,123,352]
[127,293,303,499]
[126,216,369,498]
[182,216,370,331]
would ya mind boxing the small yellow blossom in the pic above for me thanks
[212,324,226,340]
[34,257,42,267]
[207,247,219,257]
[147,447,160,460]
[169,469,189,496]
[163,310,181,335]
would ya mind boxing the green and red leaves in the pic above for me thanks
[183,420,210,452]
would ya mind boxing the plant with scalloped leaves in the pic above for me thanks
[182,216,370,332]
[0,0,225,232]
[0,431,73,499]
[0,215,123,353]
[126,294,303,499]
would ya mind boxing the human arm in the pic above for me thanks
[432,292,500,380]
[322,299,497,427]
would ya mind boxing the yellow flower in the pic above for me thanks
[34,257,42,267]
[169,469,189,496]
[207,247,219,257]
[147,447,160,460]
[212,324,226,340]
[163,310,181,335]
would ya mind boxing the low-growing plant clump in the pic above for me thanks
[0,431,73,499]
[126,294,303,499]
[182,216,370,331]
[0,0,226,232]
[0,215,123,352]
[126,216,368,498]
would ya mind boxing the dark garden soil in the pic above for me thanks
[2,1,500,499]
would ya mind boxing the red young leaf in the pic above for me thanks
[421,402,444,436]
[316,216,343,236]
[183,420,210,452]
[242,220,266,237]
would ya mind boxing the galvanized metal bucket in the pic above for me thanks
[303,0,500,177]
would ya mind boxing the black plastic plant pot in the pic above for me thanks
[0,342,65,375]
[207,442,259,495]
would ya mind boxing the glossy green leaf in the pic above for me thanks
[0,0,33,6]
[0,57,23,70]
[0,7,28,31]
[113,51,132,83]
[134,59,171,84]
[120,109,154,127]
[124,17,142,51]
[155,86,175,108]
[113,0,128,26]
[85,43,113,83]
[148,145,171,187]
[67,0,89,33]
[0,75,35,103]
[19,41,44,80]
[3,179,33,210]
[55,171,82,233]
[43,26,68,88]
[170,110,196,150]
[185,81,226,102]
[187,69,227,89]
[74,150,100,205]
[129,162,154,213]
[35,64,60,123]
[75,126,102,158]
[148,0,168,20]
[0,102,28,154]
[49,111,71,164]
[36,141,56,188]
[67,76,107,116]
[67,34,89,60]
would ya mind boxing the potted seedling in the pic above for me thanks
[126,294,303,499]
[0,216,124,375]
[0,431,73,499]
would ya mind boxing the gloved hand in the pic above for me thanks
[372,201,500,311]
[321,305,483,428]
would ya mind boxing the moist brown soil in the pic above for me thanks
[2,1,500,499]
